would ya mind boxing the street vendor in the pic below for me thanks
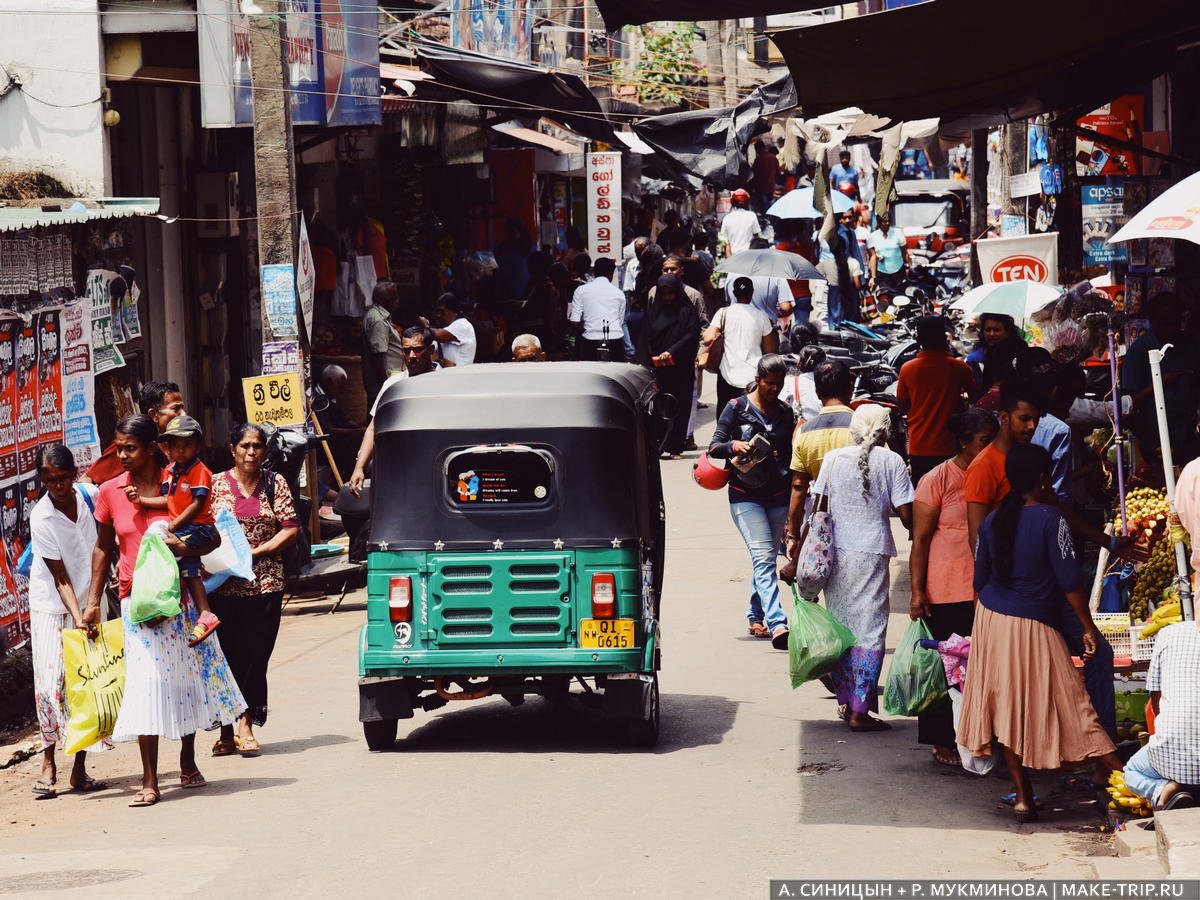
[1123,292,1199,465]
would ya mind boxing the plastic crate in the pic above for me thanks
[1129,624,1157,662]
[1094,613,1132,657]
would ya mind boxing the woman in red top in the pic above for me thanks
[84,415,245,807]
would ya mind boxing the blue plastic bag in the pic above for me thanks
[201,508,257,594]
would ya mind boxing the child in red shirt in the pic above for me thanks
[128,414,221,646]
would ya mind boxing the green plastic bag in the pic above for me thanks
[882,618,949,716]
[788,586,856,688]
[129,533,182,624]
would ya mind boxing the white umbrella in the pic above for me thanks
[765,187,855,219]
[1109,171,1200,245]
[950,281,1062,319]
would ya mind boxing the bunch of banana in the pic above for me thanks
[1130,538,1175,621]
[1108,772,1152,816]
[1139,599,1183,639]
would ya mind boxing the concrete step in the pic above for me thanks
[1156,808,1200,874]
[1115,818,1157,858]
[1091,855,1164,878]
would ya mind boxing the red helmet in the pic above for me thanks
[730,189,751,207]
[693,451,730,490]
[837,181,857,197]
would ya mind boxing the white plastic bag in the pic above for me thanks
[949,687,996,776]
[201,508,256,594]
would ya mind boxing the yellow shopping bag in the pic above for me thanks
[62,619,125,754]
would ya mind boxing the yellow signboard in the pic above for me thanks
[242,373,305,427]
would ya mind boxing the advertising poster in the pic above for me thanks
[585,151,623,263]
[261,263,299,338]
[320,0,382,127]
[60,301,100,470]
[1081,180,1127,266]
[0,479,26,651]
[0,549,21,652]
[974,233,1059,285]
[1076,96,1145,176]
[242,373,305,427]
[37,309,64,450]
[86,268,125,373]
[450,0,532,62]
[16,318,40,478]
[0,320,18,484]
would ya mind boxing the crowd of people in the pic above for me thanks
[27,382,299,806]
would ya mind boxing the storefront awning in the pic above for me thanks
[492,121,584,155]
[0,198,160,232]
[769,0,1200,129]
[632,74,796,191]
[594,0,835,31]
[415,42,619,146]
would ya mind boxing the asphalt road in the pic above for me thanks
[0,386,1112,898]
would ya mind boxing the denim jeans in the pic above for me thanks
[1124,745,1168,806]
[729,500,790,631]
[1058,606,1117,741]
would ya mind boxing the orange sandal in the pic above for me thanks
[748,622,770,638]
[187,613,220,647]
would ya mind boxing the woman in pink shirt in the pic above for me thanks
[84,414,245,807]
[908,409,998,766]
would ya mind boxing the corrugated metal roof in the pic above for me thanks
[0,198,160,232]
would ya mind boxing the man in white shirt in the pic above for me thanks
[708,276,776,409]
[719,189,761,257]
[569,257,626,361]
[426,294,477,366]
[723,274,793,328]
[349,325,439,494]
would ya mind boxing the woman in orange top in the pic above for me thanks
[908,409,998,766]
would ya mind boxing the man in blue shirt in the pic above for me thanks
[829,150,860,199]
[1025,357,1086,504]
[1123,292,1199,465]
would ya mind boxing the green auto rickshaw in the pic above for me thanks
[357,362,668,749]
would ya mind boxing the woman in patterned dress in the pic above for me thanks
[208,423,299,757]
[809,404,914,732]
[84,415,246,807]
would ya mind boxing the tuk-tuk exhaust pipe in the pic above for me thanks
[434,676,493,701]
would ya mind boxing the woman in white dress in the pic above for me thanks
[83,415,245,807]
[27,444,109,798]
[810,404,914,731]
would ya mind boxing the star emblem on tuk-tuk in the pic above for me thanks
[433,540,445,551]
[611,538,622,548]
[553,538,564,550]
[493,538,504,550]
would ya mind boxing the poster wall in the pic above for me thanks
[37,310,63,450]
[585,151,623,263]
[1077,96,1145,176]
[61,301,100,469]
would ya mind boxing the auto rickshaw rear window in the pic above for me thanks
[445,446,556,507]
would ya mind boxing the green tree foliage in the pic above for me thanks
[633,24,698,105]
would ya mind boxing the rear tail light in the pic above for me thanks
[389,576,413,622]
[591,573,616,619]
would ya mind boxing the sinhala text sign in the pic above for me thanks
[242,373,305,427]
[586,151,622,263]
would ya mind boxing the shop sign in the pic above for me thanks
[198,0,378,128]
[261,263,299,339]
[585,152,622,262]
[296,215,315,339]
[243,373,305,427]
[974,233,1059,285]
[1081,180,1127,266]
[262,340,301,376]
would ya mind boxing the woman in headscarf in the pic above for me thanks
[806,404,914,731]
[636,273,701,459]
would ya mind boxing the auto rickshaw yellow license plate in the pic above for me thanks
[579,619,634,649]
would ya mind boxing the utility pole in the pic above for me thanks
[969,128,988,284]
[701,20,724,109]
[248,0,298,346]
[721,20,738,107]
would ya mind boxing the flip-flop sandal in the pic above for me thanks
[748,622,770,638]
[234,735,261,755]
[32,780,57,799]
[836,705,850,721]
[187,613,220,647]
[1003,792,1042,808]
[179,771,207,789]
[70,776,108,793]
[931,749,960,768]
[212,738,236,757]
[128,789,159,807]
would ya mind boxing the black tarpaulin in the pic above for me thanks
[416,43,619,145]
[632,74,797,191]
[595,0,836,31]
[769,0,1200,130]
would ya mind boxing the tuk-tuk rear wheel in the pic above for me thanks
[363,718,398,751]
[627,673,660,748]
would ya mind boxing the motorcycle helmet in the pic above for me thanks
[693,451,730,491]
[837,181,856,197]
[730,188,751,207]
